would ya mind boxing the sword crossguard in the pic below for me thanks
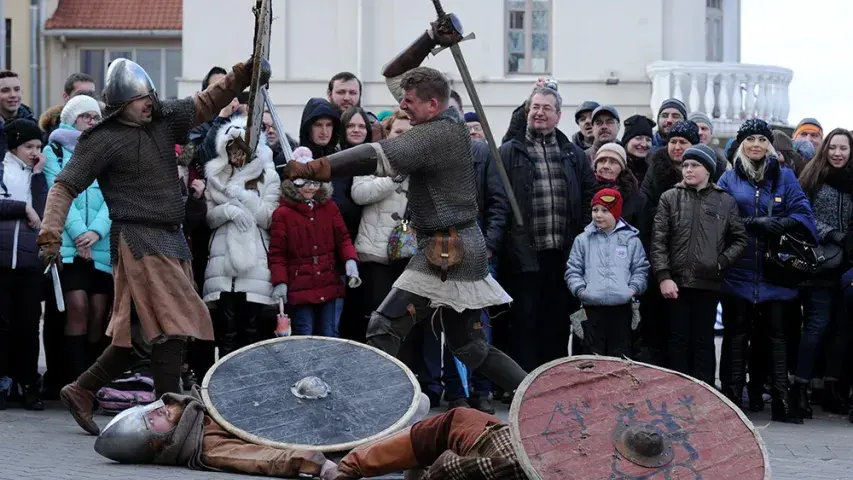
[431,32,476,56]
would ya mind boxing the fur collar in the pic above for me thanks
[648,147,682,186]
[280,178,333,205]
[205,116,274,184]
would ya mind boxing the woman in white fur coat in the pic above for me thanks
[202,116,281,357]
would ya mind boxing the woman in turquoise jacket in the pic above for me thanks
[42,94,113,383]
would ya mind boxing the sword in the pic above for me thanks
[429,0,523,227]
[43,260,65,312]
[262,87,293,162]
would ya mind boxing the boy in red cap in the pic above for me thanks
[565,188,649,357]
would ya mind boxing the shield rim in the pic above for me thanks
[508,355,771,480]
[200,336,422,453]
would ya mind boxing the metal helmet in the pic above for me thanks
[94,400,174,464]
[102,58,157,108]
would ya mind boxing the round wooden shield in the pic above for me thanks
[201,336,421,452]
[509,356,770,480]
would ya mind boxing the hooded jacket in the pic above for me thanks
[268,179,358,305]
[202,117,281,305]
[565,220,649,306]
[717,158,818,303]
[0,150,47,269]
[299,98,341,159]
[43,124,112,274]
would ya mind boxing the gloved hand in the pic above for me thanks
[272,283,288,304]
[225,185,242,199]
[280,157,332,182]
[38,242,62,268]
[829,230,846,245]
[345,259,362,288]
[228,206,253,232]
[744,216,784,238]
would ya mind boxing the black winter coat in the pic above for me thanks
[498,128,598,274]
[472,140,509,252]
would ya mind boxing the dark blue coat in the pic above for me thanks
[471,140,508,253]
[717,158,817,303]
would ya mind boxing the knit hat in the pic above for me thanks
[464,112,480,123]
[793,117,823,139]
[591,105,620,122]
[688,112,713,134]
[621,114,656,145]
[793,139,816,161]
[289,147,314,186]
[60,94,102,126]
[591,188,623,221]
[667,120,700,145]
[658,98,687,120]
[376,110,393,122]
[574,101,600,123]
[772,130,794,151]
[682,144,717,175]
[4,119,43,151]
[736,118,773,144]
[594,143,627,170]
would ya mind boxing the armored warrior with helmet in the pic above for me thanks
[281,19,528,396]
[36,56,267,436]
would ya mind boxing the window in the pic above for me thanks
[506,0,551,74]
[79,47,182,99]
[4,19,10,70]
[706,1,723,61]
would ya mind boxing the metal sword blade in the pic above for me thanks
[448,43,524,226]
[262,87,293,161]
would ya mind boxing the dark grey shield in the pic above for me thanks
[201,337,420,452]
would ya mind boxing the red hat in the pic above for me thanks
[591,188,623,220]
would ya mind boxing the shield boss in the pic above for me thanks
[509,356,770,480]
[201,337,420,452]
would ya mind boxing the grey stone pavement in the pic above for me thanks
[2,336,853,479]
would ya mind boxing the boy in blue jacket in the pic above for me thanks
[565,189,649,357]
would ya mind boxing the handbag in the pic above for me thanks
[387,206,417,261]
[763,187,820,286]
[814,241,845,274]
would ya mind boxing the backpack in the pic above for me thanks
[96,372,156,414]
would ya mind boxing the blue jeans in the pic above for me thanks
[291,300,343,337]
[796,287,847,380]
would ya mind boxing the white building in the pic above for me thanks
[38,0,793,141]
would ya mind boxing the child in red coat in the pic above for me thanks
[269,148,360,337]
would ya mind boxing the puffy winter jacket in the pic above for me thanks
[0,151,47,269]
[269,180,358,305]
[351,175,408,264]
[717,158,818,303]
[202,117,281,305]
[565,220,649,306]
[651,182,747,291]
[43,124,112,274]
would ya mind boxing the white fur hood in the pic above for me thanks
[205,115,275,183]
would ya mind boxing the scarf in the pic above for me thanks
[153,386,209,470]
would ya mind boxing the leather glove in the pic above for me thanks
[228,206,253,232]
[829,230,846,245]
[38,244,62,269]
[280,157,332,182]
[272,283,288,304]
[744,216,784,238]
[430,14,463,47]
[345,259,362,288]
[241,56,272,87]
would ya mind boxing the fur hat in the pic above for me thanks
[667,120,700,145]
[682,144,717,175]
[592,188,623,221]
[594,143,627,171]
[60,94,102,126]
[4,119,43,151]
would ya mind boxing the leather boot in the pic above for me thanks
[791,382,812,419]
[821,380,850,415]
[338,428,420,478]
[63,345,136,435]
[771,386,803,424]
[747,383,766,412]
[214,296,241,359]
[721,385,744,410]
[23,384,44,411]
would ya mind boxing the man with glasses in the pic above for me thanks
[584,105,620,163]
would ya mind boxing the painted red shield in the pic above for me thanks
[509,356,769,480]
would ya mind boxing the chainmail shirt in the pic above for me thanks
[54,98,198,262]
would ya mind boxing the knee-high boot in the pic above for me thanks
[769,303,801,424]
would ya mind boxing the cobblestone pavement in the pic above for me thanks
[2,400,852,479]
